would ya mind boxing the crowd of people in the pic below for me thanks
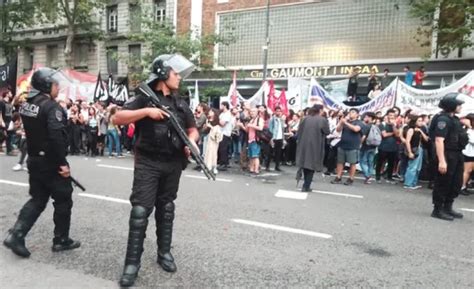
[1,87,473,196]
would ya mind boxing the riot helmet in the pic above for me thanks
[146,54,195,86]
[438,92,464,112]
[30,67,60,95]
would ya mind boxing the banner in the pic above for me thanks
[190,80,200,112]
[325,78,349,103]
[93,72,109,103]
[396,70,474,115]
[287,77,309,112]
[0,58,17,95]
[309,77,398,114]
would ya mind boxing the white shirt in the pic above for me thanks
[219,110,233,137]
[272,117,284,140]
[463,128,474,157]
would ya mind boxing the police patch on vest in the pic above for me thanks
[20,103,40,118]
[437,121,447,130]
[55,110,63,122]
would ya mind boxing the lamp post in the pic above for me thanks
[262,0,270,104]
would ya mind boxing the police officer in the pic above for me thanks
[429,92,468,221]
[3,68,80,257]
[114,54,198,287]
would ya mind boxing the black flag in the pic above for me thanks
[0,57,17,95]
[93,72,109,103]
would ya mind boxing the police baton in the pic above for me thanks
[70,176,86,191]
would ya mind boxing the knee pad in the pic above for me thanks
[24,198,48,214]
[130,206,150,228]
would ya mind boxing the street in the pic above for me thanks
[1,154,473,288]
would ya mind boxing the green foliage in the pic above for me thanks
[200,86,227,103]
[0,0,36,60]
[408,0,474,55]
[127,1,235,83]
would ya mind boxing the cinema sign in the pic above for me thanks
[249,65,379,79]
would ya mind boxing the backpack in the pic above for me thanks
[366,124,382,146]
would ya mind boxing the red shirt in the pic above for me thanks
[415,70,424,85]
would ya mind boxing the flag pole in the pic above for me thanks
[261,0,270,105]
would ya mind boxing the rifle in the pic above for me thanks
[70,176,86,191]
[138,83,216,181]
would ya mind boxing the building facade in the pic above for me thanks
[2,0,473,95]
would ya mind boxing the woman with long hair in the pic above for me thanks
[403,115,429,189]
[204,109,223,175]
[87,106,99,157]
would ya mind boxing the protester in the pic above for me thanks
[359,112,378,184]
[86,106,99,157]
[461,114,474,195]
[230,107,241,162]
[367,68,378,94]
[285,113,300,166]
[68,104,83,155]
[203,109,222,175]
[106,106,123,157]
[267,106,285,171]
[404,66,414,86]
[403,115,429,189]
[380,68,391,90]
[415,66,426,88]
[368,84,382,100]
[376,109,399,184]
[347,67,360,101]
[245,108,264,174]
[217,101,233,171]
[11,114,27,171]
[296,105,329,192]
[331,108,364,185]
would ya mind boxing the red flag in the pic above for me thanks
[267,80,276,110]
[231,70,238,107]
[279,89,289,116]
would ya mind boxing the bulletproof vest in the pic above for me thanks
[134,91,187,160]
[19,93,56,156]
[429,112,465,151]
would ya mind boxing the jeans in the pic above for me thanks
[231,135,241,159]
[376,150,397,181]
[107,128,121,156]
[360,149,376,178]
[404,147,423,187]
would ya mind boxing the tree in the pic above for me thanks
[0,0,36,61]
[408,0,474,57]
[35,0,107,67]
[127,2,234,83]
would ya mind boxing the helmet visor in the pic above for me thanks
[166,54,195,79]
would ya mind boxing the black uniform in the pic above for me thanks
[429,112,468,211]
[3,92,78,258]
[119,88,196,286]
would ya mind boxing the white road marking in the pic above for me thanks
[275,189,308,200]
[0,179,29,187]
[78,193,130,204]
[460,208,474,213]
[259,173,281,177]
[311,189,364,199]
[97,165,232,183]
[232,219,332,239]
[184,174,232,183]
[440,254,474,264]
[97,164,133,171]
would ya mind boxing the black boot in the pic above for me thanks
[431,205,454,221]
[52,237,81,252]
[156,202,177,273]
[119,206,149,287]
[444,202,463,219]
[3,201,43,257]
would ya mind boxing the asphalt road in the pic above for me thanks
[1,154,473,288]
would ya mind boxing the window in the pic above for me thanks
[107,46,118,75]
[155,0,166,23]
[23,47,34,72]
[128,44,142,72]
[129,4,141,32]
[46,45,59,68]
[107,6,118,33]
[74,44,89,69]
